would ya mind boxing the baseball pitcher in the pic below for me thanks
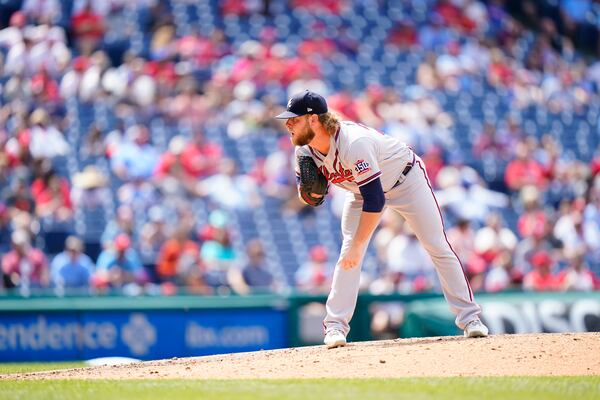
[275,90,489,348]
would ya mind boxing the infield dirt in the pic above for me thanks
[3,332,600,380]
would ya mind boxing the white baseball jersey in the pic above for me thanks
[295,121,413,193]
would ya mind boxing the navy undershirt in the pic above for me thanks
[359,177,385,212]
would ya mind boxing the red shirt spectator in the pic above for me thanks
[30,68,60,103]
[523,251,561,291]
[590,153,600,177]
[504,142,547,191]
[292,0,344,14]
[387,23,418,49]
[31,171,73,220]
[71,7,105,41]
[155,133,222,179]
[283,57,322,84]
[327,90,360,121]
[177,32,225,69]
[518,209,547,238]
[71,3,105,54]
[297,38,338,59]
[144,60,177,88]
[420,146,445,187]
[221,0,249,16]
[434,0,476,32]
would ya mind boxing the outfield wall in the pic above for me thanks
[0,292,598,361]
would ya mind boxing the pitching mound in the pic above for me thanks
[4,332,600,380]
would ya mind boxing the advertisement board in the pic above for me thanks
[0,308,287,361]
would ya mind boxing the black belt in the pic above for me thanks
[390,153,415,190]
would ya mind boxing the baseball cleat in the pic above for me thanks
[324,330,347,349]
[464,319,489,338]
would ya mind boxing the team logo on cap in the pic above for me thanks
[287,98,293,109]
[354,160,371,175]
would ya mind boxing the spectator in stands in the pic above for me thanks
[101,205,135,248]
[583,178,600,263]
[385,223,438,293]
[513,215,563,278]
[554,200,600,258]
[156,226,201,284]
[387,20,418,49]
[0,11,27,51]
[559,248,599,291]
[1,229,49,290]
[161,75,208,126]
[111,125,159,181]
[0,203,10,253]
[80,123,105,158]
[523,251,561,291]
[30,168,73,222]
[21,0,60,25]
[27,108,70,161]
[95,233,145,287]
[78,51,113,103]
[226,81,269,138]
[199,211,239,292]
[59,56,90,100]
[484,250,515,293]
[71,1,105,56]
[71,165,110,210]
[3,178,35,215]
[232,239,277,294]
[139,205,170,270]
[259,135,296,200]
[505,139,547,192]
[473,122,511,161]
[154,135,199,196]
[198,158,261,210]
[473,212,518,267]
[154,132,222,196]
[435,165,510,224]
[446,216,476,268]
[50,236,94,289]
[30,65,61,106]
[517,186,548,238]
[295,244,332,294]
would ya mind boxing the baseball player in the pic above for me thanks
[275,90,489,348]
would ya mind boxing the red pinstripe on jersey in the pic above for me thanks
[416,160,474,301]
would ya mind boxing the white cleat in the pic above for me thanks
[324,330,347,349]
[464,319,489,338]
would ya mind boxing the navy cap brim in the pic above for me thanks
[274,111,302,119]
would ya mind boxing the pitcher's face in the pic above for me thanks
[285,115,315,146]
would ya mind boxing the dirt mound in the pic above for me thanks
[4,332,600,380]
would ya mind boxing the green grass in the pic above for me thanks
[0,377,599,400]
[0,362,85,374]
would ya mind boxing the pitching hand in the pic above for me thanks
[339,243,365,270]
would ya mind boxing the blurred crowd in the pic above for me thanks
[0,0,599,297]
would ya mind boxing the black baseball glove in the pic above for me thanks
[297,156,328,207]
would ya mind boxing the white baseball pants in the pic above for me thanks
[324,156,482,335]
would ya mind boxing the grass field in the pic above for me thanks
[1,363,599,400]
[0,362,85,374]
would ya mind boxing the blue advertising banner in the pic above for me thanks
[0,308,288,362]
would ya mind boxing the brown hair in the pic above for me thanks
[317,111,341,136]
